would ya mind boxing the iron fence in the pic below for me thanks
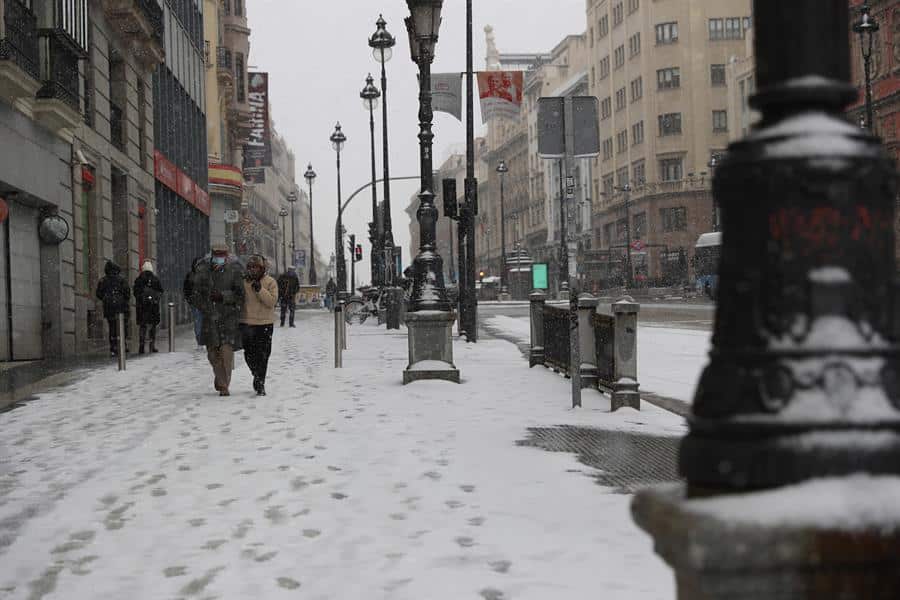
[592,312,615,388]
[0,0,40,79]
[543,304,570,374]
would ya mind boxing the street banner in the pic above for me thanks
[243,72,272,179]
[476,71,523,123]
[294,249,306,267]
[432,73,462,121]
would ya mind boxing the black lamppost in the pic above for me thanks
[707,154,720,232]
[330,122,347,293]
[496,160,509,297]
[403,0,459,384]
[278,207,288,273]
[615,183,633,288]
[287,192,298,270]
[304,163,317,285]
[853,2,879,132]
[369,15,396,286]
[361,74,382,288]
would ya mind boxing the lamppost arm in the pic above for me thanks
[341,175,420,215]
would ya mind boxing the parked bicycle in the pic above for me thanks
[343,286,382,325]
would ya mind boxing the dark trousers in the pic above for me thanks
[242,324,274,382]
[106,315,130,353]
[280,300,295,326]
[139,324,157,351]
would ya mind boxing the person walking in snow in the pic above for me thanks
[241,255,278,396]
[133,260,164,354]
[325,277,337,310]
[96,260,130,356]
[183,257,206,348]
[191,244,245,396]
[277,265,301,327]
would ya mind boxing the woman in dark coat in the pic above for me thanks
[133,260,164,353]
[96,260,130,356]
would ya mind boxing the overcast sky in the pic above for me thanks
[247,0,586,283]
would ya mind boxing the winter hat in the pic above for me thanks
[142,260,154,273]
[211,242,229,255]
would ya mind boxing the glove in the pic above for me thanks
[210,289,223,303]
[251,280,261,293]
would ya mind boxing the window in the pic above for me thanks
[711,63,726,86]
[616,166,629,188]
[629,32,641,57]
[598,15,609,38]
[599,56,610,79]
[602,175,615,198]
[616,130,628,153]
[235,52,245,102]
[657,67,680,90]
[234,0,243,16]
[658,113,682,136]
[615,87,626,111]
[655,21,678,44]
[222,0,230,15]
[613,2,624,26]
[604,222,615,246]
[137,78,147,169]
[601,97,612,119]
[630,76,642,101]
[590,27,594,48]
[632,120,644,145]
[627,0,639,14]
[713,110,728,132]
[710,17,745,40]
[614,45,625,68]
[633,212,647,239]
[602,137,614,160]
[591,67,596,86]
[632,159,646,184]
[659,158,684,182]
[660,206,688,231]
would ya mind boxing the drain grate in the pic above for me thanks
[517,426,682,493]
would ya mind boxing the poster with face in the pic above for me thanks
[476,71,523,123]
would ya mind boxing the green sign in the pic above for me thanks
[532,263,548,289]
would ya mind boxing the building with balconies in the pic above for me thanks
[68,0,165,354]
[0,0,92,360]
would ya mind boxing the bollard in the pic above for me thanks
[334,302,343,368]
[341,300,348,350]
[385,286,402,330]
[168,302,175,352]
[528,290,546,367]
[569,290,581,408]
[611,296,640,410]
[117,312,126,371]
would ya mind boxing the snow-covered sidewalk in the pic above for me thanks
[0,312,683,599]
[486,315,710,404]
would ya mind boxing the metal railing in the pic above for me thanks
[592,312,616,388]
[36,32,80,110]
[0,0,40,79]
[542,304,570,374]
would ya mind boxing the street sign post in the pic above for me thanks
[223,210,239,223]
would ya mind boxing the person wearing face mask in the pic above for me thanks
[240,255,278,395]
[191,244,245,396]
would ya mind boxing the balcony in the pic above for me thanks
[101,0,165,66]
[0,0,41,105]
[33,30,82,133]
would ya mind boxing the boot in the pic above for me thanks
[138,328,145,354]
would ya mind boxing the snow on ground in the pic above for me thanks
[0,312,681,600]
[486,315,710,403]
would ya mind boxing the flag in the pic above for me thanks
[477,71,524,123]
[432,73,462,121]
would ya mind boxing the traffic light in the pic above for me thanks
[348,234,355,256]
[355,244,363,262]
[367,221,377,242]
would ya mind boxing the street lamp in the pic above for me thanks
[496,160,509,298]
[304,163,317,285]
[287,192,298,271]
[330,122,348,294]
[853,2,879,133]
[278,208,288,273]
[370,15,396,287]
[707,154,721,232]
[616,183,633,289]
[403,0,459,384]
[361,74,382,288]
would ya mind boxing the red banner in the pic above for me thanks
[178,170,194,203]
[193,183,210,215]
[154,150,177,191]
[477,71,524,123]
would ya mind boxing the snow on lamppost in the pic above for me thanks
[632,1,900,596]
[402,0,460,385]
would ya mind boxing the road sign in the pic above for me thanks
[223,210,239,223]
[631,239,646,251]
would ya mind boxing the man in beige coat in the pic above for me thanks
[240,255,279,395]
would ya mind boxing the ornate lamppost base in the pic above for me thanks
[632,482,900,599]
[403,311,460,384]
